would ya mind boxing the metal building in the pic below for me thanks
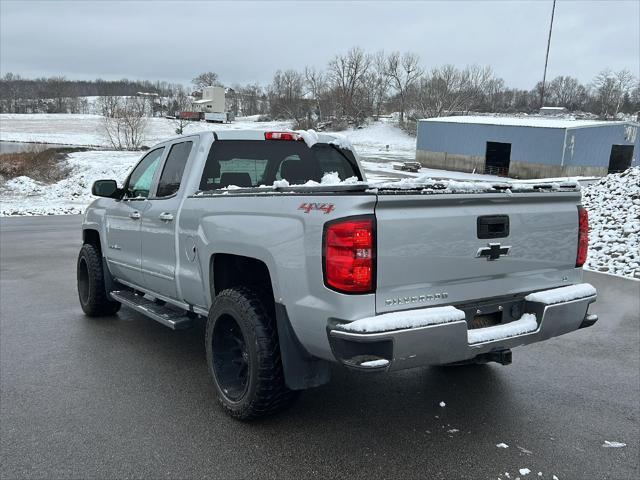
[416,116,640,179]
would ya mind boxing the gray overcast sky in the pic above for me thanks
[1,0,638,89]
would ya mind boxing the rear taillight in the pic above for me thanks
[264,131,302,141]
[576,206,589,267]
[323,216,375,294]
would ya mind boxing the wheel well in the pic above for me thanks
[83,229,101,256]
[211,254,275,310]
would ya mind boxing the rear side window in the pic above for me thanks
[315,145,359,179]
[199,140,360,190]
[156,141,193,198]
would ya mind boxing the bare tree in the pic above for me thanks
[386,51,422,124]
[545,76,587,110]
[369,51,390,119]
[304,66,328,122]
[613,70,636,116]
[99,96,148,150]
[46,76,69,112]
[192,71,221,91]
[327,47,372,121]
[592,69,637,117]
[460,65,495,113]
[268,70,306,121]
[485,77,506,112]
[418,65,464,118]
[171,89,193,134]
[238,83,265,116]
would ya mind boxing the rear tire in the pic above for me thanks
[205,287,297,420]
[77,244,121,317]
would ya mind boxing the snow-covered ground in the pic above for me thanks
[582,167,640,278]
[0,113,294,147]
[0,150,140,216]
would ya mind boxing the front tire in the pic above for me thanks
[205,287,297,420]
[77,244,121,316]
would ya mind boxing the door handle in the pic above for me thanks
[159,212,174,222]
[129,211,141,220]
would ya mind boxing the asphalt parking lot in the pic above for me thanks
[1,215,638,479]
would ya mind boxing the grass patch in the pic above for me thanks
[0,146,88,183]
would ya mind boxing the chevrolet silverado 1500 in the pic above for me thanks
[78,130,597,420]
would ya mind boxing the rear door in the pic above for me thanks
[374,191,582,314]
[104,147,165,286]
[140,139,195,299]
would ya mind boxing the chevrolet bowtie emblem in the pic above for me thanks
[476,243,511,261]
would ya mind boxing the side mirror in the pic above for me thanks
[92,179,120,198]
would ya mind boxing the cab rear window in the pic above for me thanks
[199,140,360,190]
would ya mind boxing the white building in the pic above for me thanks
[192,86,225,113]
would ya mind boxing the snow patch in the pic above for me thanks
[524,283,596,304]
[373,175,571,195]
[1,150,141,216]
[421,115,630,129]
[439,401,446,407]
[467,313,537,344]
[294,129,319,147]
[583,167,640,279]
[375,175,497,193]
[602,440,626,448]
[329,134,353,150]
[359,359,389,368]
[321,171,358,185]
[519,468,531,476]
[496,443,509,448]
[338,306,466,333]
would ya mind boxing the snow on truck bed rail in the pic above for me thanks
[372,175,579,194]
[197,173,579,196]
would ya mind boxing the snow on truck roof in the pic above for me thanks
[419,115,635,129]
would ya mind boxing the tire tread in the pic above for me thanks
[77,243,121,317]
[207,287,297,420]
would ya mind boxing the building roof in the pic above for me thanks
[419,115,634,129]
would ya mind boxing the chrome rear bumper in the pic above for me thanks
[328,293,597,371]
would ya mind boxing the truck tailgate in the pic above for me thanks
[374,191,582,314]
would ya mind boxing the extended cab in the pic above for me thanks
[78,130,597,420]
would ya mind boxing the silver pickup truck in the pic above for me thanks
[78,130,598,420]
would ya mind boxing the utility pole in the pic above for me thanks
[540,0,556,108]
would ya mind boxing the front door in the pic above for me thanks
[104,147,165,287]
[105,199,147,285]
[141,139,195,299]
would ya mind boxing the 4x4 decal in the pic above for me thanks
[299,202,335,214]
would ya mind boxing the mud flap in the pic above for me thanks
[102,257,115,296]
[274,303,331,390]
